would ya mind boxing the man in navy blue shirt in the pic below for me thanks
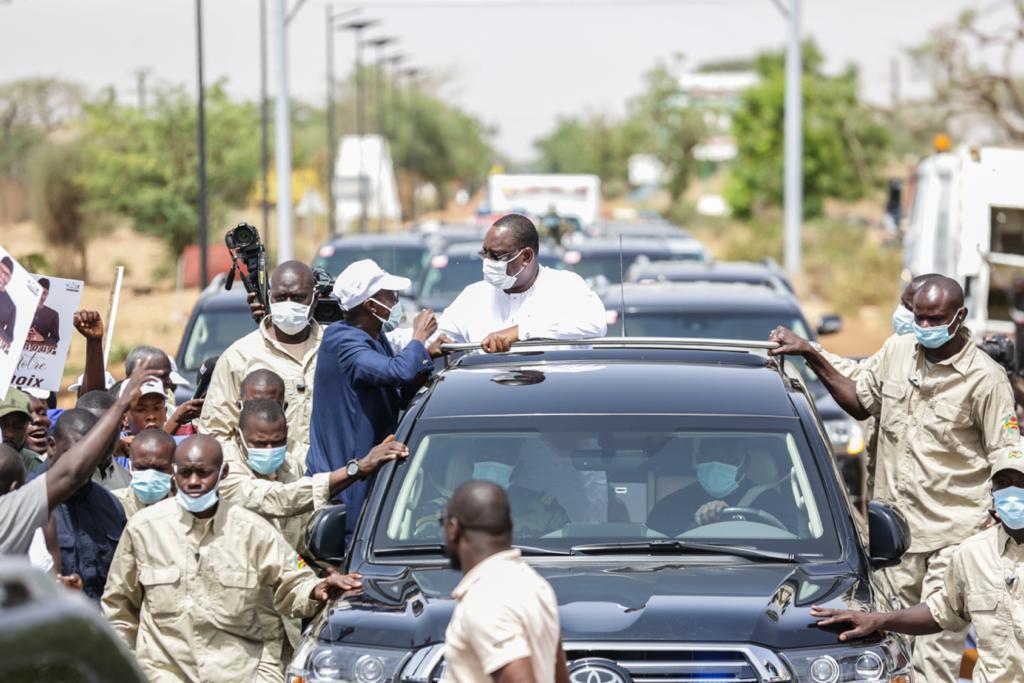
[48,408,127,601]
[307,260,443,543]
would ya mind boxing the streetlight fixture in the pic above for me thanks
[195,0,208,287]
[325,6,362,236]
[343,20,379,232]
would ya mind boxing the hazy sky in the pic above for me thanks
[1,0,976,160]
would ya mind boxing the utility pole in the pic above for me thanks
[386,52,406,230]
[259,0,271,249]
[274,0,293,262]
[366,36,396,231]
[134,68,150,110]
[343,20,378,233]
[326,4,337,236]
[195,0,208,288]
[773,0,802,277]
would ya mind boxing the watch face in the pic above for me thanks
[347,461,360,476]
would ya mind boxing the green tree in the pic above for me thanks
[0,77,84,180]
[76,81,260,257]
[725,42,890,219]
[28,140,97,279]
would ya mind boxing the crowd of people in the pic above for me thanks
[0,214,599,682]
[0,213,1021,682]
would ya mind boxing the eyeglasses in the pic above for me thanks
[478,247,524,262]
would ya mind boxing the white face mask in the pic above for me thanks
[270,300,311,335]
[482,249,526,290]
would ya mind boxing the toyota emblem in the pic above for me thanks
[568,659,631,683]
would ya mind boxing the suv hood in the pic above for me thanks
[313,559,871,651]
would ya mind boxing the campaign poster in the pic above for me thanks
[0,247,43,396]
[13,274,83,394]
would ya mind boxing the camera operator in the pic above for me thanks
[198,261,322,470]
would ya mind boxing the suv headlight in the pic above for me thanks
[782,638,911,682]
[823,419,865,456]
[287,640,411,683]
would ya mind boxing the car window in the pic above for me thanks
[314,246,428,283]
[375,416,839,557]
[181,308,254,371]
[607,312,810,340]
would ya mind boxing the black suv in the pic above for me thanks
[290,339,912,683]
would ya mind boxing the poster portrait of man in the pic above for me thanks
[27,277,61,346]
[0,255,16,347]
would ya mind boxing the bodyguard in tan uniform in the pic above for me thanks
[199,261,323,468]
[442,480,570,683]
[220,398,409,549]
[811,445,1024,683]
[112,428,176,519]
[770,276,1019,682]
[102,435,363,683]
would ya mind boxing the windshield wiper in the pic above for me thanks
[375,543,570,557]
[569,539,796,563]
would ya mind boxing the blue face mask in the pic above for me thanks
[697,461,741,498]
[175,468,222,514]
[240,431,287,476]
[369,297,403,333]
[130,469,172,505]
[892,304,915,336]
[913,308,965,349]
[994,485,1024,530]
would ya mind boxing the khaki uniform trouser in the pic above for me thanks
[879,545,967,683]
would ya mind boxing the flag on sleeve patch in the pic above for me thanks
[1002,415,1019,436]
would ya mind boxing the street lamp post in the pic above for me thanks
[402,67,421,224]
[259,0,270,249]
[343,20,378,232]
[326,5,337,236]
[386,52,406,229]
[274,0,294,262]
[770,0,803,277]
[366,36,397,231]
[195,0,208,288]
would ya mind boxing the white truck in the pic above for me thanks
[903,145,1024,335]
[487,174,601,226]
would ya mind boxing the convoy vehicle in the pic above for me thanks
[289,338,912,683]
[415,241,564,313]
[488,174,601,226]
[0,559,147,681]
[313,234,430,290]
[628,260,795,294]
[600,283,863,508]
[903,144,1024,336]
[173,278,253,404]
[564,237,708,285]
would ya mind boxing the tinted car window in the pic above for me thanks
[181,309,254,371]
[314,246,428,282]
[607,312,810,340]
[375,415,839,557]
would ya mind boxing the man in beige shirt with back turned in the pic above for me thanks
[770,276,1020,682]
[442,480,570,683]
[199,261,323,469]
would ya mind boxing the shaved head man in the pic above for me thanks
[443,480,569,683]
[102,432,364,682]
[240,368,287,406]
[112,428,176,518]
[770,272,1018,682]
[199,260,324,468]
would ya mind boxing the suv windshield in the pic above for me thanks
[314,246,428,283]
[181,307,254,371]
[374,415,839,558]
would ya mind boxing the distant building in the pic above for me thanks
[334,135,402,233]
[676,71,758,163]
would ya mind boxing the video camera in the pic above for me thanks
[224,222,345,325]
[225,222,268,312]
[979,334,1017,376]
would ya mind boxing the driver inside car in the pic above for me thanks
[648,448,794,537]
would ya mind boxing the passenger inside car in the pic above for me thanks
[647,443,796,537]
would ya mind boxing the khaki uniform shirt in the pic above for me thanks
[445,549,561,683]
[101,498,322,683]
[855,331,1019,552]
[220,439,331,550]
[821,345,883,492]
[925,525,1024,683]
[198,319,322,469]
[111,487,172,521]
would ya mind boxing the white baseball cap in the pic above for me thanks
[68,371,116,394]
[120,378,166,400]
[332,259,412,311]
[169,358,192,388]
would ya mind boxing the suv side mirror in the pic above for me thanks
[816,314,843,336]
[306,504,347,566]
[867,501,910,569]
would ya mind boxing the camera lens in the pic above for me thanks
[236,225,256,247]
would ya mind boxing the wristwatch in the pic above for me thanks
[346,459,362,479]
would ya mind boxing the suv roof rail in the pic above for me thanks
[441,336,780,363]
